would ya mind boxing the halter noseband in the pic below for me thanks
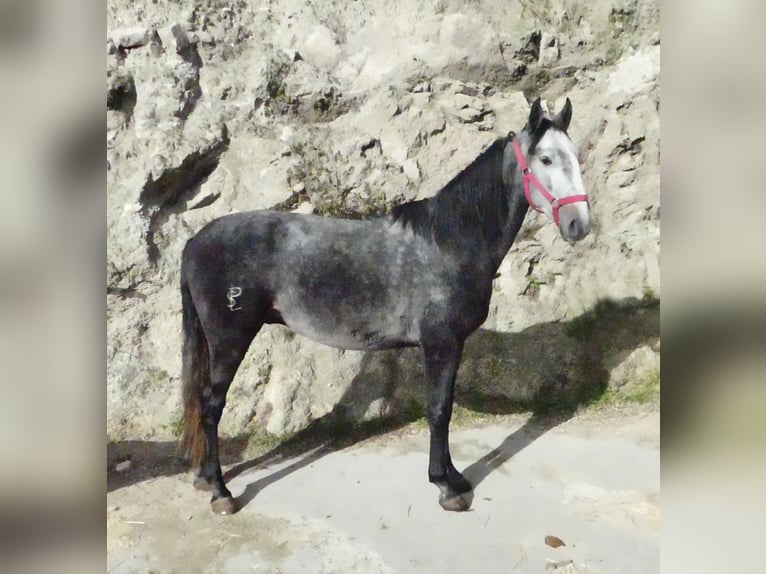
[512,139,589,227]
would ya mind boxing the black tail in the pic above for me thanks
[181,266,208,469]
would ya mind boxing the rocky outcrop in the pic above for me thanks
[107,0,660,440]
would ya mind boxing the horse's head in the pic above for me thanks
[505,98,591,242]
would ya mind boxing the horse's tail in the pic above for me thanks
[180,265,208,470]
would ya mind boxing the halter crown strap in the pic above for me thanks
[512,139,588,227]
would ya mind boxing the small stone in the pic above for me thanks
[379,129,408,164]
[540,32,557,49]
[453,84,481,97]
[545,535,566,548]
[292,201,315,214]
[538,33,560,66]
[412,81,431,93]
[112,27,151,50]
[452,94,474,110]
[457,107,484,123]
[477,115,496,131]
[115,460,132,473]
[292,182,306,194]
[359,138,379,156]
[420,111,446,138]
[402,159,420,181]
[283,48,303,62]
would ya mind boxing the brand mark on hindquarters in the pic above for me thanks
[227,286,242,311]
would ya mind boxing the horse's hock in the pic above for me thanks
[107,0,660,441]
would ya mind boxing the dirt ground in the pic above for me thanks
[107,405,659,573]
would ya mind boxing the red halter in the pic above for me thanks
[512,139,589,227]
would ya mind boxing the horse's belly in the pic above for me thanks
[278,312,419,351]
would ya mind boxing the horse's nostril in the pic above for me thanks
[568,219,581,236]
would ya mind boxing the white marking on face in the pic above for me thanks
[529,129,590,228]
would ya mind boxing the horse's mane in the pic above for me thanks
[390,136,512,249]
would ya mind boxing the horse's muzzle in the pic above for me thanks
[558,204,591,242]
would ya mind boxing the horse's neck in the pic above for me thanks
[418,164,529,274]
[389,139,529,274]
[486,182,529,271]
[429,180,528,280]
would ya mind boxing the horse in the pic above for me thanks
[180,97,590,515]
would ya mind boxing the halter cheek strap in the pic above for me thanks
[512,139,588,227]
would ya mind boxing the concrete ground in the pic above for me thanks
[107,407,659,573]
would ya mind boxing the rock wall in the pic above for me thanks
[107,0,660,439]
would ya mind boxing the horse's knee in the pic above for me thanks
[427,404,452,429]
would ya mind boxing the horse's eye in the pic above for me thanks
[540,156,552,166]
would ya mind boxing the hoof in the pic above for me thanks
[211,496,238,515]
[439,491,473,512]
[193,476,213,491]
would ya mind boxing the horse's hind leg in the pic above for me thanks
[422,339,473,511]
[198,332,259,514]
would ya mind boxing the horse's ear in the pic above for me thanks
[553,98,572,132]
[529,98,544,131]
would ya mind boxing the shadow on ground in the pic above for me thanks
[108,296,659,502]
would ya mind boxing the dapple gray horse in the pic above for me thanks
[180,97,590,514]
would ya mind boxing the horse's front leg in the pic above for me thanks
[422,339,473,511]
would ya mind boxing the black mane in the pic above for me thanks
[390,136,513,249]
